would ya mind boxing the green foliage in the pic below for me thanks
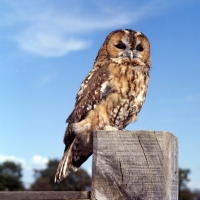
[179,168,200,200]
[179,168,190,191]
[30,159,91,191]
[193,190,200,200]
[0,161,24,191]
[2,158,200,198]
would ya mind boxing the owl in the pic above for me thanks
[55,29,150,183]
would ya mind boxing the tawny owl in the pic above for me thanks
[55,29,150,183]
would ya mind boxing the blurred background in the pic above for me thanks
[0,0,200,198]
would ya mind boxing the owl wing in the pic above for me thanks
[64,62,113,144]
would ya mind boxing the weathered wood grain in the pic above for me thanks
[91,131,178,200]
[0,191,90,200]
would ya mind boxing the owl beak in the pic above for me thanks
[129,50,142,60]
[119,50,142,61]
[129,51,134,60]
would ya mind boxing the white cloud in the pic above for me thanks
[30,155,49,169]
[16,32,89,57]
[1,0,176,57]
[34,72,57,88]
[0,155,26,167]
[0,154,48,171]
[0,154,49,188]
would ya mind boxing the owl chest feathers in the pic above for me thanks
[101,63,149,129]
[72,62,149,135]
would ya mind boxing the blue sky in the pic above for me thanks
[0,0,200,189]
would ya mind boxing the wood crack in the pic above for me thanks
[137,135,150,171]
[137,133,154,199]
[119,159,124,184]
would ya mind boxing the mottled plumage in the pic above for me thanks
[55,29,151,183]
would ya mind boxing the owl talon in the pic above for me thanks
[104,125,119,131]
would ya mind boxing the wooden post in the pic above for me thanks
[91,131,178,200]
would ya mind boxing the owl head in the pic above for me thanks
[96,29,150,67]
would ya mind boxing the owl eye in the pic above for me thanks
[115,43,126,49]
[136,45,144,51]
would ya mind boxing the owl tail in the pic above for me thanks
[54,139,76,183]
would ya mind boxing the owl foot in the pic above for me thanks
[104,125,119,131]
